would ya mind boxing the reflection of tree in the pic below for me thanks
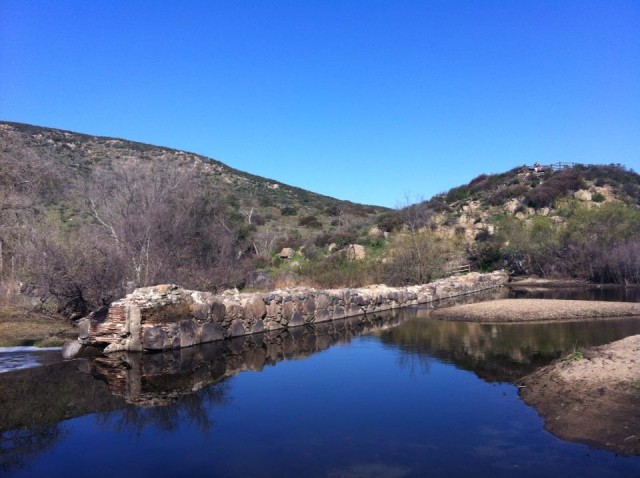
[396,349,431,377]
[0,425,64,473]
[94,382,229,435]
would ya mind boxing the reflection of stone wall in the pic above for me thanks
[81,271,508,352]
[89,313,406,406]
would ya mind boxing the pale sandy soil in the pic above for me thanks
[431,298,640,322]
[518,335,640,456]
[509,277,591,287]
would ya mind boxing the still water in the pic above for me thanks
[2,293,640,477]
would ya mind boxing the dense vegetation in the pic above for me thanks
[2,122,639,319]
[0,122,385,316]
[475,201,640,283]
[425,164,640,284]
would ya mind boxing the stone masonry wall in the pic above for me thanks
[79,271,508,353]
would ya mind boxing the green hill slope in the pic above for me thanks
[377,163,640,284]
[2,120,638,317]
[0,121,386,315]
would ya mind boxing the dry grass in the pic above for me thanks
[0,305,76,346]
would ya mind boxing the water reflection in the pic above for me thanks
[377,310,640,382]
[94,385,228,435]
[0,347,64,374]
[0,361,125,473]
[1,289,640,474]
[508,284,640,302]
[88,314,407,407]
[0,425,63,474]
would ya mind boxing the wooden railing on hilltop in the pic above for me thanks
[546,161,578,171]
[446,264,471,276]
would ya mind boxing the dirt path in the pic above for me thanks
[518,334,640,456]
[431,298,640,322]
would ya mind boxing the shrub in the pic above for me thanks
[327,231,360,249]
[468,173,489,187]
[325,205,342,217]
[274,234,304,251]
[299,253,381,288]
[472,241,504,272]
[524,169,585,208]
[252,214,266,226]
[445,185,471,204]
[377,212,404,232]
[301,244,322,261]
[298,215,322,229]
[314,233,332,248]
[474,228,492,242]
[280,206,298,216]
[487,184,528,206]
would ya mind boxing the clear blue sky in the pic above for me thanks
[1,1,638,207]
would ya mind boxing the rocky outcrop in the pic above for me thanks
[78,271,508,353]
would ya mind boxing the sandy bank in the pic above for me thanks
[508,277,591,287]
[518,334,640,456]
[431,299,640,322]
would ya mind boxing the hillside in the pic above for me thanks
[2,120,639,319]
[0,121,386,228]
[0,121,386,316]
[377,162,640,284]
[405,162,640,240]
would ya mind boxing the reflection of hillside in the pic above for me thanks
[0,361,127,473]
[377,312,640,382]
[1,425,62,473]
[508,286,640,302]
[0,360,126,433]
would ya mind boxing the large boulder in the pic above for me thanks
[243,295,266,320]
[201,323,224,343]
[279,247,295,259]
[574,189,592,201]
[346,244,366,261]
[143,326,167,350]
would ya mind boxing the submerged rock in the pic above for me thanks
[61,340,83,359]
